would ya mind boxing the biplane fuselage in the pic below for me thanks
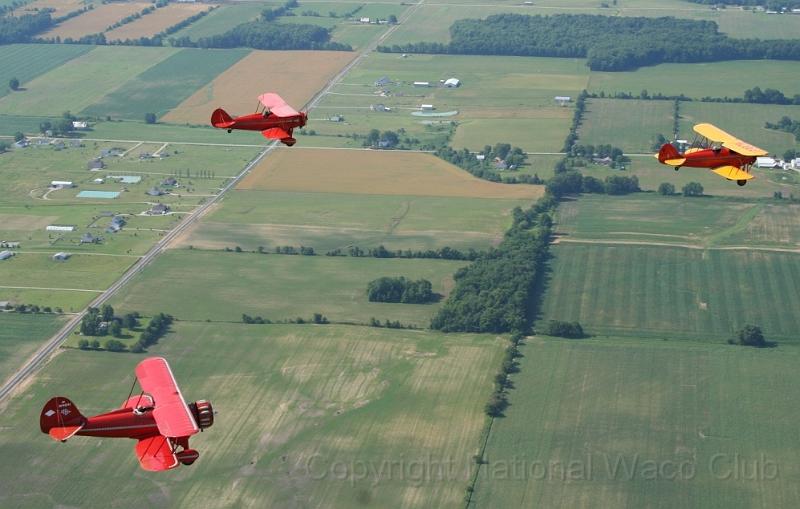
[671,146,756,170]
[211,92,307,146]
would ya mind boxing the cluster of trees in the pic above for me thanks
[379,14,800,71]
[261,0,298,21]
[743,86,800,105]
[766,116,800,142]
[729,324,771,348]
[242,313,271,324]
[682,182,704,196]
[368,317,416,329]
[172,21,351,51]
[431,197,555,333]
[364,129,400,148]
[2,302,63,314]
[436,145,540,184]
[329,245,481,261]
[588,87,800,106]
[366,277,436,304]
[485,334,523,417]
[543,320,585,338]
[568,143,628,168]
[482,143,528,168]
[243,312,329,324]
[0,12,52,44]
[130,313,173,353]
[273,245,316,255]
[546,171,640,198]
[80,305,139,338]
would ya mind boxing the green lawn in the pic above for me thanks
[171,2,275,40]
[540,243,800,342]
[0,44,92,100]
[109,250,467,326]
[471,337,800,508]
[0,322,504,509]
[0,313,65,385]
[186,189,531,251]
[83,48,250,120]
[0,252,134,291]
[578,98,674,153]
[0,46,177,116]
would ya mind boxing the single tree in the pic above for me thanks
[9,77,19,91]
[734,324,766,347]
[110,320,122,338]
[13,131,24,143]
[144,112,157,124]
[658,182,675,196]
[387,14,397,24]
[104,339,127,352]
[682,182,704,197]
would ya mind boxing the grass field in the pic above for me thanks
[540,242,800,342]
[180,189,531,251]
[106,3,209,41]
[471,337,800,508]
[0,46,177,116]
[40,2,149,40]
[83,48,250,120]
[588,60,800,100]
[0,313,65,385]
[0,322,504,509]
[238,148,544,199]
[0,252,135,292]
[162,50,355,124]
[451,116,571,153]
[0,44,91,100]
[13,0,87,17]
[110,249,466,326]
[171,2,274,40]
[578,99,674,153]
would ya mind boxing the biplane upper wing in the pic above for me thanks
[258,93,299,118]
[135,434,179,471]
[135,357,199,438]
[693,123,767,156]
[711,165,755,181]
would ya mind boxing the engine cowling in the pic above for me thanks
[189,400,214,430]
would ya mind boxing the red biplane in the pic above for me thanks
[211,92,307,146]
[656,123,768,186]
[40,357,213,472]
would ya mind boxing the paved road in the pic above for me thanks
[0,0,427,404]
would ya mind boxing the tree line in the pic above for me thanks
[78,305,173,353]
[0,11,52,44]
[430,197,555,333]
[367,277,436,304]
[378,13,800,71]
[589,86,800,105]
[435,146,542,185]
[171,20,351,51]
[766,116,800,141]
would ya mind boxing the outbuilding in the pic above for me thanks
[52,252,71,261]
[420,104,435,111]
[413,81,430,87]
[46,225,76,232]
[444,78,461,88]
[0,250,14,260]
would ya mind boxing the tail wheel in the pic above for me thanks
[227,129,232,133]
[176,449,199,466]
[737,179,747,186]
[674,166,680,171]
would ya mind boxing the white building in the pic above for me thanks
[756,157,780,168]
[72,121,88,130]
[46,225,76,232]
[420,104,435,111]
[52,252,71,261]
[444,78,461,88]
[413,81,430,87]
[555,96,571,106]
[359,17,370,23]
[0,250,14,260]
[50,180,74,187]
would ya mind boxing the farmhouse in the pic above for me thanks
[52,252,71,261]
[93,178,105,184]
[46,225,76,232]
[87,158,105,170]
[80,233,100,244]
[146,187,165,197]
[374,76,391,87]
[14,139,29,148]
[0,250,14,260]
[105,216,126,233]
[444,78,461,88]
[148,203,170,215]
[72,121,88,130]
[100,148,124,158]
[371,104,389,112]
[555,96,571,106]
[756,157,780,168]
[161,177,178,187]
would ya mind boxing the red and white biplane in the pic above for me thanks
[40,357,213,471]
[211,92,307,146]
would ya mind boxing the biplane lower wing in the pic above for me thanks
[135,435,179,472]
[693,123,767,157]
[262,127,292,140]
[712,165,754,181]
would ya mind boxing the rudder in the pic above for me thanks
[657,143,683,164]
[40,397,85,442]
[210,108,234,128]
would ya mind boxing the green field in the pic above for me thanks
[87,119,267,144]
[0,46,177,116]
[0,44,92,100]
[471,337,800,508]
[588,60,800,100]
[83,48,250,119]
[171,2,274,40]
[540,243,800,342]
[110,249,466,326]
[0,322,504,509]
[0,313,65,385]
[185,189,531,251]
[0,252,134,291]
[578,99,674,153]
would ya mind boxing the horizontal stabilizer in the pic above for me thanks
[712,165,754,181]
[663,158,686,166]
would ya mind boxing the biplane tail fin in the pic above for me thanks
[211,108,235,128]
[40,397,86,442]
[657,143,685,166]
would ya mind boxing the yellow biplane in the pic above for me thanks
[656,123,768,186]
